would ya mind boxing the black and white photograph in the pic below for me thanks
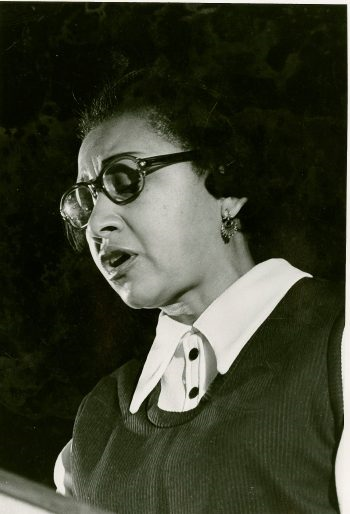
[0,2,347,513]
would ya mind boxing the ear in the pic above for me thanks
[220,197,248,218]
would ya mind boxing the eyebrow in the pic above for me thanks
[77,157,120,184]
[77,154,125,183]
[101,152,141,168]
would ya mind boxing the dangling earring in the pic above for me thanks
[220,210,242,244]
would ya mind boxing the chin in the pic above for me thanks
[110,281,166,310]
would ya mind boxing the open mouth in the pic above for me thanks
[101,250,135,276]
[110,252,131,268]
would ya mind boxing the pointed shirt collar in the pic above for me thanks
[129,259,311,413]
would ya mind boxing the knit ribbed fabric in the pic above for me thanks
[71,278,344,514]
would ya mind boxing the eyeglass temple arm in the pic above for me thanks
[140,150,198,168]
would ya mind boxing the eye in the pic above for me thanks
[103,158,143,200]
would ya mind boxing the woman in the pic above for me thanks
[56,70,344,513]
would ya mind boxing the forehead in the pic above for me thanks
[77,113,180,180]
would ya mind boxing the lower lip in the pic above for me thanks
[106,255,137,280]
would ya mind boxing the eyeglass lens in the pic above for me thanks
[103,158,143,201]
[64,185,94,228]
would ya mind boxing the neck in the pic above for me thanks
[160,302,197,325]
[161,234,255,325]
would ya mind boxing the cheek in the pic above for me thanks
[137,202,191,252]
[136,199,210,275]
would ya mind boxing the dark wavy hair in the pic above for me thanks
[79,68,257,196]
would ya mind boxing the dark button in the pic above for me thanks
[189,387,199,399]
[189,348,199,361]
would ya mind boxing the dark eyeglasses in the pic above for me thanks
[60,150,197,250]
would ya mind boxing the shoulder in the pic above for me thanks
[268,277,344,337]
[74,358,143,427]
[71,358,144,467]
[245,276,344,391]
[266,276,344,352]
[264,276,344,427]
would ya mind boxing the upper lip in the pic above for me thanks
[100,247,137,276]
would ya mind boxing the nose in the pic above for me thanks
[86,192,125,241]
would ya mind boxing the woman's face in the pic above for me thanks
[78,113,223,311]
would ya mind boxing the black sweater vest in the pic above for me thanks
[71,278,344,514]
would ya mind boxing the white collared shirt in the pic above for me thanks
[129,258,311,413]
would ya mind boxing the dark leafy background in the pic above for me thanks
[0,3,346,486]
